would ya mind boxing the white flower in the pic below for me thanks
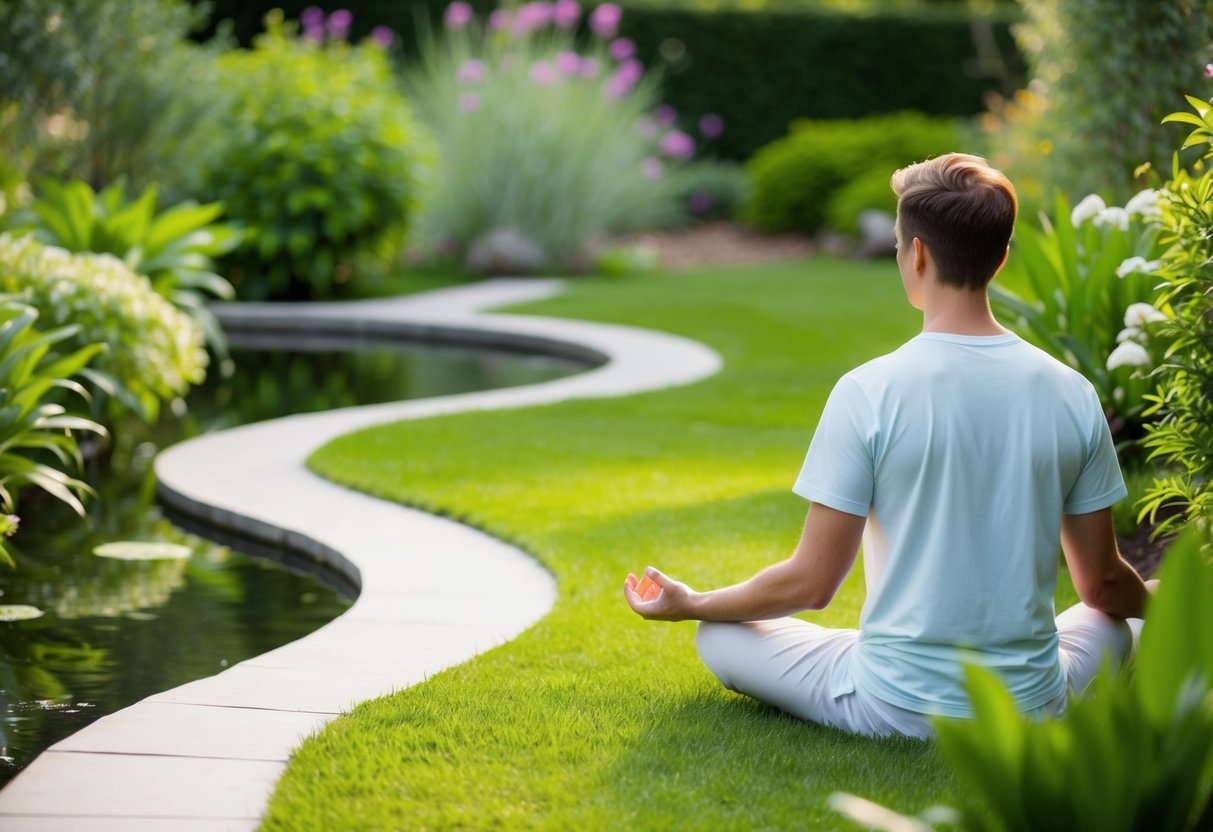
[1116,326,1142,343]
[1123,302,1167,328]
[1107,341,1150,370]
[1124,188,1161,217]
[1071,194,1106,226]
[1116,256,1163,278]
[1093,207,1130,231]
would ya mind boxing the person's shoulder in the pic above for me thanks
[1011,337,1098,391]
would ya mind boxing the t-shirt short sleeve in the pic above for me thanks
[793,375,874,517]
[1063,384,1128,514]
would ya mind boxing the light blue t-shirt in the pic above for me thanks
[793,332,1126,717]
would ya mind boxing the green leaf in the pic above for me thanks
[1136,529,1213,725]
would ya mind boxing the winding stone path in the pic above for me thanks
[0,279,722,831]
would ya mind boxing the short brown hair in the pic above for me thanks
[890,153,1017,291]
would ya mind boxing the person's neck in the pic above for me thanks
[921,287,1006,336]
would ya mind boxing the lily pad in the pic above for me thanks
[0,604,45,622]
[93,541,193,561]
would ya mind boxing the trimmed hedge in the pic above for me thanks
[191,2,1023,161]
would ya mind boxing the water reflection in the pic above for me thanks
[0,338,586,786]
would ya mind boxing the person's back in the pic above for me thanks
[798,333,1124,716]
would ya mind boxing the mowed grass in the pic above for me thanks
[263,260,1050,829]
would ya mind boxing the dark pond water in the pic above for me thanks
[0,335,587,786]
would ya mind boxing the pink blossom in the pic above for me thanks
[488,9,511,30]
[555,51,582,75]
[515,2,553,33]
[604,75,631,99]
[370,26,395,47]
[616,58,643,85]
[578,56,601,77]
[608,37,635,61]
[301,6,325,28]
[699,113,724,138]
[553,0,581,29]
[1206,63,1213,78]
[660,129,695,159]
[459,92,481,113]
[445,1,474,29]
[458,58,485,83]
[302,22,326,41]
[589,3,622,39]
[641,156,663,179]
[530,60,559,84]
[653,104,677,127]
[327,8,352,35]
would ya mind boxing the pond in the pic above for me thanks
[0,333,588,787]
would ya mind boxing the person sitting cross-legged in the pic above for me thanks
[624,153,1154,738]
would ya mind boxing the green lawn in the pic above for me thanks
[263,259,1074,829]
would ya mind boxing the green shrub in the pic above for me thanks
[404,2,686,273]
[0,0,226,192]
[0,233,207,422]
[1140,96,1213,537]
[1007,0,1213,203]
[832,528,1213,832]
[825,168,900,235]
[990,190,1166,448]
[7,179,240,356]
[186,12,431,300]
[741,112,962,235]
[0,299,107,568]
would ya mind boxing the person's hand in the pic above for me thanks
[624,567,696,621]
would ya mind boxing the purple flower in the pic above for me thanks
[689,191,713,215]
[301,6,325,28]
[370,25,395,47]
[530,60,559,84]
[458,58,485,83]
[488,9,511,30]
[615,58,643,85]
[653,103,677,127]
[660,129,695,159]
[641,156,663,179]
[445,1,474,29]
[515,2,553,33]
[459,92,481,113]
[699,113,724,138]
[608,37,635,61]
[555,50,582,75]
[302,22,326,41]
[553,0,581,29]
[579,56,601,77]
[589,3,622,39]
[327,8,352,35]
[604,74,631,99]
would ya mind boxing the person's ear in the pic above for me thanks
[912,237,927,274]
[992,245,1010,277]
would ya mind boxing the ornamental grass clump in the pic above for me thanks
[405,1,689,274]
[0,233,207,422]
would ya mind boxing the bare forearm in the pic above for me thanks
[689,559,825,622]
[1086,558,1149,619]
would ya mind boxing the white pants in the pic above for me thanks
[695,602,1141,739]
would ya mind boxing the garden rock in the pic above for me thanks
[855,210,897,259]
[465,228,547,275]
